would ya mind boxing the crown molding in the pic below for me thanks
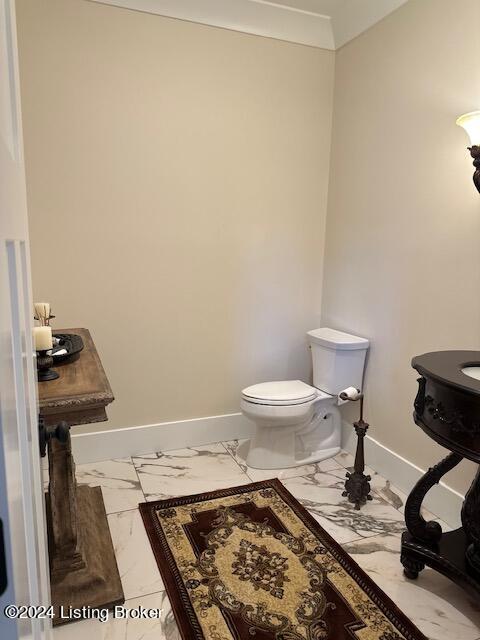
[89,0,335,49]
[88,0,409,50]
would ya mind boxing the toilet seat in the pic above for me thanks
[242,380,330,406]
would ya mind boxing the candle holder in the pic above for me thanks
[340,391,373,510]
[34,312,55,327]
[37,350,59,382]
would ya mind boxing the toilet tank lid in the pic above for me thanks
[307,327,369,351]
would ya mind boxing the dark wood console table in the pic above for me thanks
[401,350,480,599]
[39,328,124,624]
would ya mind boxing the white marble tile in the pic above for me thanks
[343,534,480,640]
[132,443,250,501]
[153,591,179,640]
[223,438,343,482]
[52,591,177,640]
[368,468,452,530]
[341,461,411,511]
[283,468,406,544]
[367,468,406,510]
[74,458,144,514]
[334,452,407,510]
[340,460,452,531]
[58,442,474,640]
[108,509,164,600]
[334,451,355,468]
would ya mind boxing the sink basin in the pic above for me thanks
[461,366,480,381]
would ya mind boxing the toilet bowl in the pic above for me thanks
[241,328,369,470]
[242,381,340,469]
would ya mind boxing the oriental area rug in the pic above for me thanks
[140,479,426,640]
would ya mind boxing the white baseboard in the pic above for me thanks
[72,412,255,464]
[72,412,463,528]
[341,421,464,528]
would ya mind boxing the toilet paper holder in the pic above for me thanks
[339,388,373,510]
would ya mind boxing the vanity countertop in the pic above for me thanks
[412,350,480,396]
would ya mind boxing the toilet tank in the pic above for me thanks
[307,327,369,396]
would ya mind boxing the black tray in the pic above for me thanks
[52,333,84,363]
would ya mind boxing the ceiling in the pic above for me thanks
[92,0,409,50]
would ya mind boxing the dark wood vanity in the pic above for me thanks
[39,328,124,624]
[401,350,480,598]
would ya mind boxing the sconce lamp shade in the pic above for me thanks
[456,111,480,147]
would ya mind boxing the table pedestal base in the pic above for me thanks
[47,485,124,626]
[402,357,480,602]
[401,528,480,599]
[400,444,480,600]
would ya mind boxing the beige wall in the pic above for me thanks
[322,0,480,494]
[16,0,335,433]
[18,0,480,493]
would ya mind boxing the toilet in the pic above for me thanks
[241,327,369,469]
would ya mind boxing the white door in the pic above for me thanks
[0,1,51,639]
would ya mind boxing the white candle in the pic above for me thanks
[33,326,53,351]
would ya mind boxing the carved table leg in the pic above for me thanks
[46,425,124,624]
[400,555,427,581]
[461,466,480,576]
[47,436,86,580]
[401,452,463,579]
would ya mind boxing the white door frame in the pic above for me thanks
[0,1,51,638]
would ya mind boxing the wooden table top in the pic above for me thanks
[38,328,114,426]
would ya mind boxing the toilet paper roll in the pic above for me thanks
[339,386,361,401]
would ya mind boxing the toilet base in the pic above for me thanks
[245,407,341,470]
[246,444,341,470]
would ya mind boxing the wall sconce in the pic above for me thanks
[456,111,480,193]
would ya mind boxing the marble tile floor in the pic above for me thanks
[50,440,480,640]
